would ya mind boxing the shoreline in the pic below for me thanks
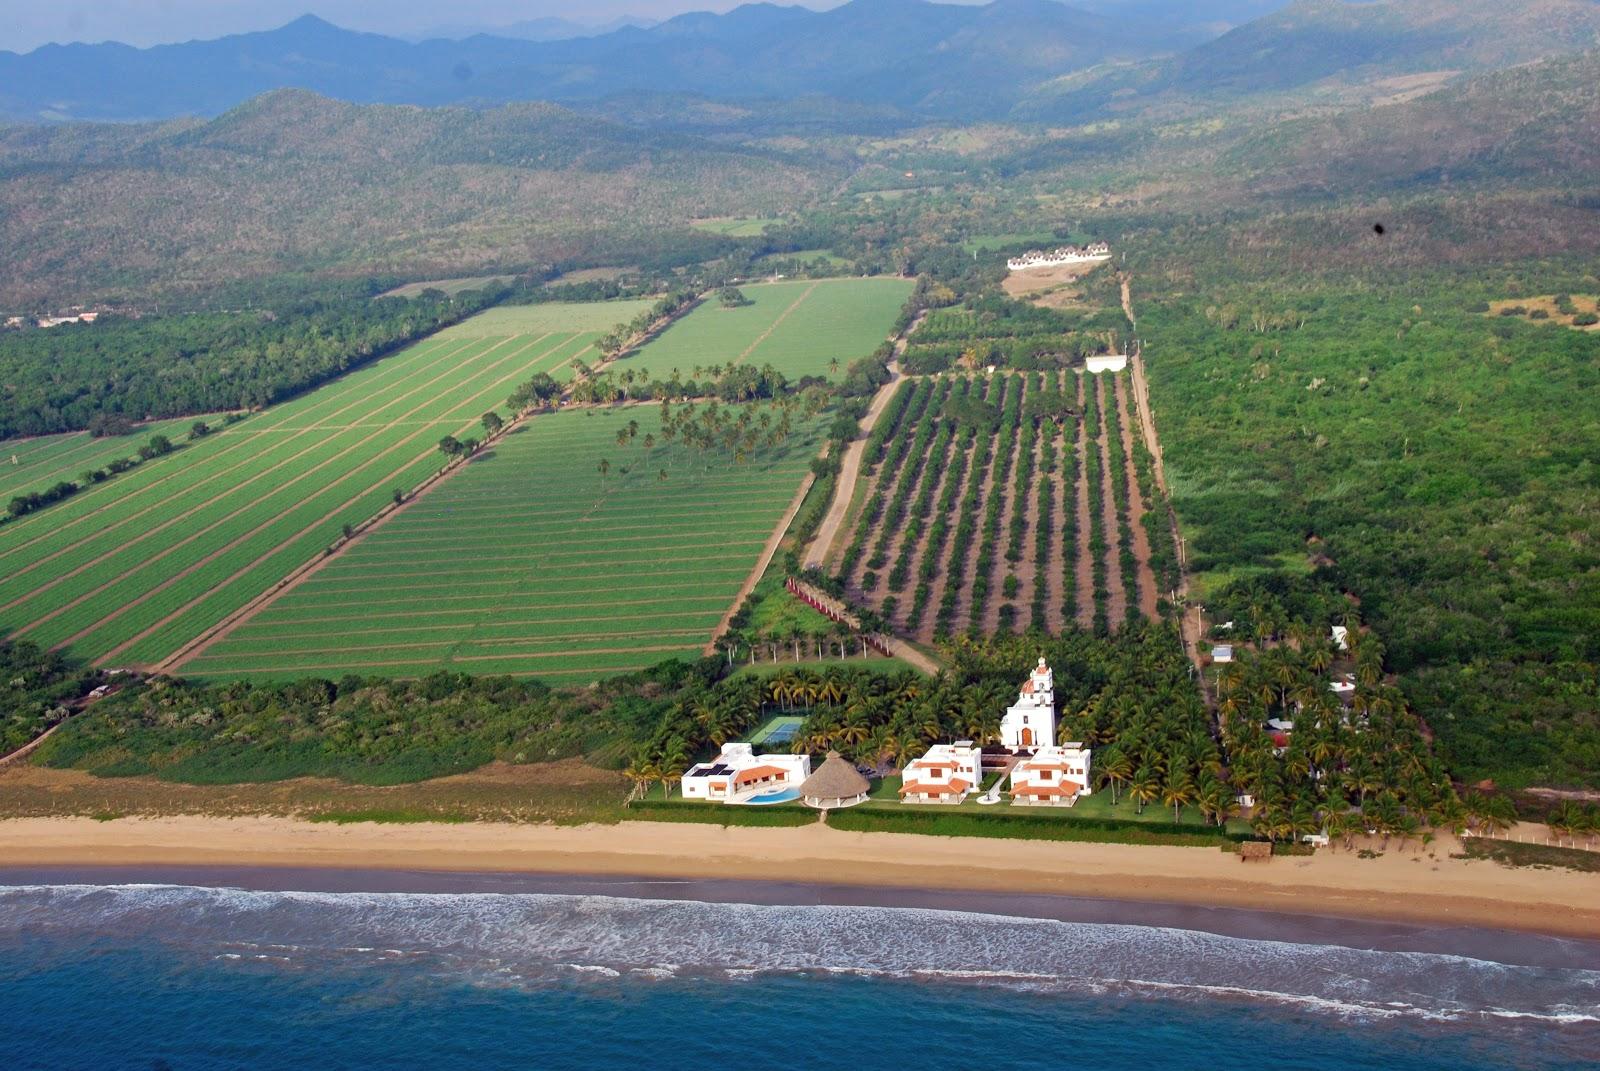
[3,815,1598,949]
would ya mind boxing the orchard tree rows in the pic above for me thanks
[832,369,1159,646]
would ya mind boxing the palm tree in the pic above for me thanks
[1098,747,1132,806]
[1162,772,1197,823]
[1199,779,1235,827]
[640,759,664,799]
[597,457,611,489]
[623,757,651,800]
[1128,766,1159,815]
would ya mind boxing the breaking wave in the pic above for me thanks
[1,883,1596,1029]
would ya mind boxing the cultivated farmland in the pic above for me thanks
[0,300,650,668]
[831,369,1166,642]
[182,404,825,684]
[624,277,912,381]
[0,416,213,506]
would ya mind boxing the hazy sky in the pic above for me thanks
[3,0,913,52]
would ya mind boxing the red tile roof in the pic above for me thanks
[900,778,971,796]
[736,764,790,784]
[1016,782,1079,798]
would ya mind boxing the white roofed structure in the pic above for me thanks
[1000,657,1056,752]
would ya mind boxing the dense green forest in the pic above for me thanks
[1144,268,1600,788]
[0,285,504,438]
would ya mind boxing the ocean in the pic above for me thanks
[1,875,1597,1070]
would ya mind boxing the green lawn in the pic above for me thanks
[0,303,642,669]
[186,403,825,685]
[622,278,911,382]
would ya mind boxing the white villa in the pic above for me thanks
[1000,657,1057,752]
[900,741,983,804]
[1010,743,1093,806]
[681,742,811,804]
[1006,242,1111,271]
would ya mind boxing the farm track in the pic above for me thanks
[1095,375,1129,628]
[1073,373,1095,628]
[1116,373,1160,619]
[803,360,905,570]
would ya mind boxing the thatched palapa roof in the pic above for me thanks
[801,751,871,805]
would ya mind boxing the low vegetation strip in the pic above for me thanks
[185,402,826,685]
[0,303,636,667]
[826,807,1247,847]
[622,277,912,382]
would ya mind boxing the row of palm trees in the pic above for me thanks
[623,619,1555,853]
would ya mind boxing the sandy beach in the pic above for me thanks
[3,815,1597,940]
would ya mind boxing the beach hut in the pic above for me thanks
[800,751,871,810]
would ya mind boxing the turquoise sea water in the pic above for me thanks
[1,883,1597,1070]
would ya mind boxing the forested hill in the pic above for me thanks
[0,91,832,307]
[1221,48,1600,196]
[1016,0,1600,120]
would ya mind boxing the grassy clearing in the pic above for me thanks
[1485,294,1600,332]
[690,217,783,237]
[0,304,640,668]
[187,404,825,684]
[622,278,911,382]
[379,275,516,298]
[434,300,654,339]
[962,231,1060,254]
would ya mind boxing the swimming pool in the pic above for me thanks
[736,788,802,805]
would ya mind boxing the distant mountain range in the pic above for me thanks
[409,16,659,44]
[0,1,1217,123]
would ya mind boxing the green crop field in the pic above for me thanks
[0,416,212,505]
[183,404,825,685]
[0,302,646,669]
[623,277,911,382]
